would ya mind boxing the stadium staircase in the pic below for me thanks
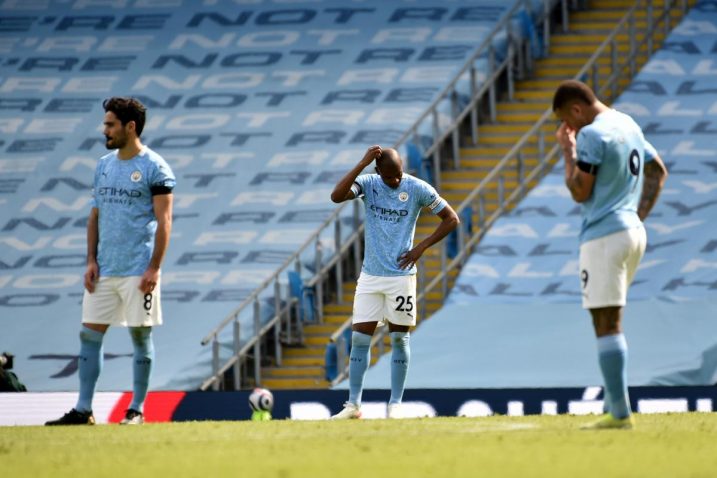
[260,0,691,390]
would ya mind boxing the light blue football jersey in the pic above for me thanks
[576,109,657,244]
[351,173,447,276]
[91,147,176,276]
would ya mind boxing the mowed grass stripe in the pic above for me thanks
[2,413,717,478]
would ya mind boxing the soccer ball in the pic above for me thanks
[248,387,274,413]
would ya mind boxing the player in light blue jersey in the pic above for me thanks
[47,98,175,426]
[553,81,667,430]
[330,146,459,419]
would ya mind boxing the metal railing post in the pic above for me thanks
[629,13,636,77]
[507,43,515,101]
[517,151,524,187]
[273,279,282,367]
[451,89,460,169]
[498,175,505,206]
[432,149,442,190]
[538,128,545,162]
[470,67,479,145]
[315,240,324,323]
[233,318,241,390]
[212,338,220,391]
[253,298,261,386]
[478,193,486,229]
[292,259,302,343]
[488,45,497,122]
[334,219,343,304]
[610,38,618,100]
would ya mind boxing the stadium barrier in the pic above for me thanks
[1,386,715,425]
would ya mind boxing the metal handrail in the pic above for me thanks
[329,0,692,384]
[198,0,555,390]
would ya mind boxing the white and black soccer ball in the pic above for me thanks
[248,387,274,412]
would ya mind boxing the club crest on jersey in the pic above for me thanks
[398,191,409,202]
[130,171,142,182]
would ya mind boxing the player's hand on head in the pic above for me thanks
[361,145,382,165]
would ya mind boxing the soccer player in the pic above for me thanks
[46,98,176,426]
[329,145,459,419]
[553,80,667,429]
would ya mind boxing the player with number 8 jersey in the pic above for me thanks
[329,146,459,420]
[46,97,176,427]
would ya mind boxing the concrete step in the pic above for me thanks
[321,314,350,325]
[551,42,650,55]
[261,377,326,389]
[282,356,325,367]
[282,346,325,358]
[305,324,344,335]
[304,335,332,346]
[497,102,549,112]
[477,123,553,134]
[550,32,662,45]
[264,366,324,377]
[572,9,684,22]
[324,303,352,314]
[462,146,539,157]
[495,111,545,123]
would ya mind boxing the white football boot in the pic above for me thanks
[331,402,362,420]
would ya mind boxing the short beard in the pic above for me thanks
[105,136,127,150]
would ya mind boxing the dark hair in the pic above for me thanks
[103,97,147,136]
[552,80,597,111]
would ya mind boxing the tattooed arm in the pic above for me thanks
[638,155,668,221]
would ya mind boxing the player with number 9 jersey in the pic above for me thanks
[553,80,667,430]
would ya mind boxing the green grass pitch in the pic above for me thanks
[3,413,716,478]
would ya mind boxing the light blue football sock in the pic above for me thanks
[129,327,154,413]
[75,326,104,413]
[389,331,410,405]
[602,385,612,415]
[348,331,372,406]
[597,333,631,419]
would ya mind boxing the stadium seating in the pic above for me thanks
[356,1,717,389]
[0,0,542,390]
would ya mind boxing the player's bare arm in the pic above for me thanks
[84,207,100,293]
[140,193,173,294]
[557,122,594,203]
[330,145,382,203]
[638,155,668,221]
[398,204,459,269]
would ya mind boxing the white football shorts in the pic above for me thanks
[579,225,646,309]
[82,276,162,327]
[352,272,417,327]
